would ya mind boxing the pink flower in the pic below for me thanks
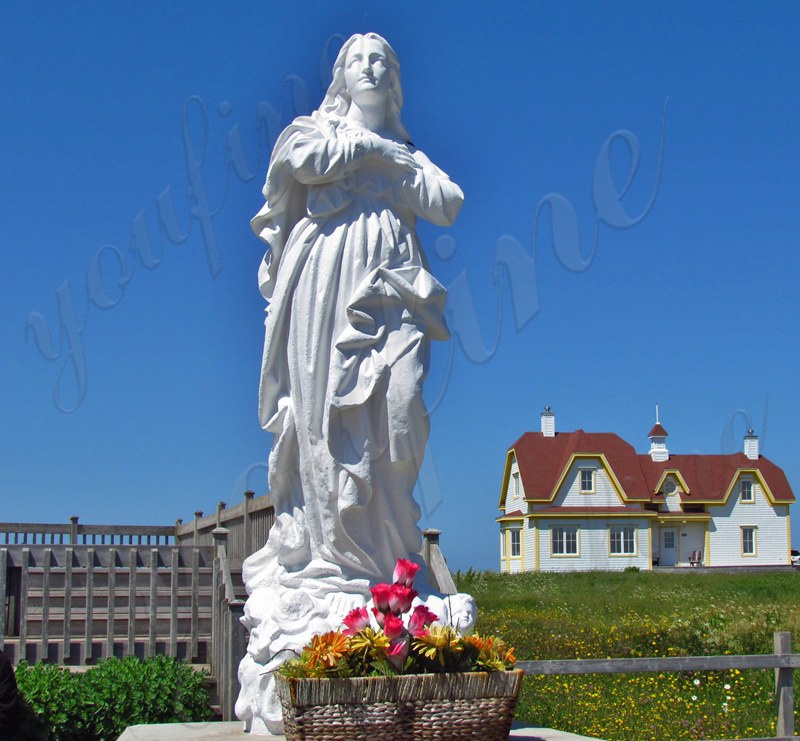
[370,583,393,613]
[392,558,421,587]
[382,612,406,641]
[388,584,417,615]
[342,606,370,636]
[387,636,410,670]
[407,605,438,637]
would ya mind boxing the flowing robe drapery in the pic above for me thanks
[249,113,463,585]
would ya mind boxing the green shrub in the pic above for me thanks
[13,656,211,740]
[14,662,86,740]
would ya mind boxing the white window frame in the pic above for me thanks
[740,479,754,503]
[551,526,579,556]
[579,468,595,495]
[741,526,757,556]
[609,525,637,556]
[512,471,520,499]
[509,528,521,558]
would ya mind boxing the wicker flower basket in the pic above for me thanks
[275,669,525,740]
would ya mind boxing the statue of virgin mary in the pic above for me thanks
[236,33,475,734]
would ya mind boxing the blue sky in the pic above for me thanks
[3,2,799,571]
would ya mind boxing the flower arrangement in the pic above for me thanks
[279,559,515,679]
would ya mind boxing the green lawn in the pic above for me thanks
[456,569,800,740]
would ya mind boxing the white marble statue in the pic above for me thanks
[236,33,476,734]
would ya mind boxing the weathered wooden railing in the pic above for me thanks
[175,492,275,562]
[0,544,214,665]
[518,631,798,741]
[0,519,175,546]
[210,527,246,721]
[0,490,275,554]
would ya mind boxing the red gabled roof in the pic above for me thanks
[639,453,795,503]
[510,430,651,502]
[509,430,795,505]
[648,423,668,438]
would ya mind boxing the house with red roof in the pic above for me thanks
[497,407,795,572]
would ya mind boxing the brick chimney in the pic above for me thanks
[541,406,555,437]
[744,429,759,460]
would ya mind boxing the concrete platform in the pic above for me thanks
[118,721,603,740]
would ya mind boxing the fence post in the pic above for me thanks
[211,547,221,701]
[69,516,79,545]
[0,548,7,649]
[774,630,794,738]
[243,491,255,559]
[212,527,229,713]
[422,528,435,568]
[193,512,203,546]
[225,599,246,720]
[422,529,457,595]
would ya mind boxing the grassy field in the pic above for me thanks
[455,569,800,741]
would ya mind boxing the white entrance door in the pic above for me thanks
[661,529,678,567]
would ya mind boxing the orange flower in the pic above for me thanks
[305,630,349,670]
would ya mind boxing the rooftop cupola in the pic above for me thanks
[744,429,759,460]
[648,405,669,462]
[541,406,555,437]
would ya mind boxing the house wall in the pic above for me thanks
[504,457,527,514]
[551,459,619,507]
[708,477,790,566]
[524,519,537,572]
[535,518,651,572]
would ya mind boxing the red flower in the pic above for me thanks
[388,584,417,615]
[408,604,438,637]
[370,583,393,612]
[342,606,370,636]
[392,558,421,587]
[383,612,406,640]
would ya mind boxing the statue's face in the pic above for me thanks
[344,37,391,106]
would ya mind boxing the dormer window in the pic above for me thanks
[740,479,754,503]
[579,469,595,494]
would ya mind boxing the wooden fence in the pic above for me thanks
[517,631,799,741]
[175,492,275,563]
[0,544,214,666]
[0,494,271,718]
[0,519,175,546]
[0,490,275,558]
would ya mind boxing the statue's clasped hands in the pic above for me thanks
[364,134,419,174]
